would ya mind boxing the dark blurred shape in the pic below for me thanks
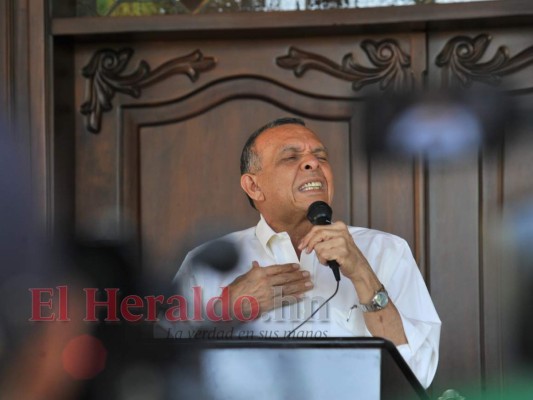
[0,115,205,399]
[62,238,140,294]
[0,117,85,400]
[506,200,533,260]
[364,89,518,161]
[60,239,207,400]
[504,198,533,364]
[0,120,42,278]
[191,239,239,272]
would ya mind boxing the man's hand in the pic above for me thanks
[227,262,313,319]
[298,221,371,282]
[298,221,408,346]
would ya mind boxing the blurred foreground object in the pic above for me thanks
[364,88,519,162]
[0,120,90,399]
[502,197,533,366]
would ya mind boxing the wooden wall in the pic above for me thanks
[3,0,533,398]
[0,0,48,229]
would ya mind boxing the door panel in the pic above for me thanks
[73,35,425,282]
[137,98,352,280]
[427,28,533,395]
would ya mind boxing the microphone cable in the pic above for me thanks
[286,280,339,337]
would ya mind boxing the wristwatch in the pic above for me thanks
[359,284,389,312]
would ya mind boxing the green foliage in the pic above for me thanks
[96,0,176,16]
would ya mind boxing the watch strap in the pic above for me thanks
[359,284,388,313]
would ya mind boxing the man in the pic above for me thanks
[169,117,441,388]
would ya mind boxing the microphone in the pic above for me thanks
[306,201,341,282]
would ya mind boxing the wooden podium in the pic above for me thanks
[176,337,429,400]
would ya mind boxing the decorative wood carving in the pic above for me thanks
[80,48,217,133]
[276,40,414,92]
[436,34,533,87]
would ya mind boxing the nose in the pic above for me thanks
[301,154,319,171]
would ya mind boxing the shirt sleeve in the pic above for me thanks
[386,240,441,389]
[361,235,441,389]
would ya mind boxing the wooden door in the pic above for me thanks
[426,28,533,394]
[73,34,425,283]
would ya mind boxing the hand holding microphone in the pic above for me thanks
[305,201,341,282]
[288,201,344,336]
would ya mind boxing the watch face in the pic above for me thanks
[375,292,389,308]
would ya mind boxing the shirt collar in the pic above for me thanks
[256,215,305,265]
[255,214,277,253]
[255,214,291,255]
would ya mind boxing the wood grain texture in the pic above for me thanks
[427,158,482,392]
[120,77,355,280]
[429,28,533,396]
[0,0,50,232]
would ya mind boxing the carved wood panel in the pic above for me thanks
[276,39,414,91]
[436,34,533,88]
[80,48,217,133]
[120,77,357,278]
[428,29,533,397]
[73,35,425,284]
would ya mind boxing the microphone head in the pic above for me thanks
[307,201,333,226]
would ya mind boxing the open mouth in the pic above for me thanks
[298,181,324,192]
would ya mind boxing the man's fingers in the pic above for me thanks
[300,223,353,254]
[269,270,310,286]
[231,262,313,314]
[281,278,314,295]
[304,233,331,253]
[264,263,300,276]
[298,225,344,251]
[313,238,345,256]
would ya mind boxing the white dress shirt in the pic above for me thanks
[167,216,441,388]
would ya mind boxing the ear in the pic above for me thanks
[240,173,264,203]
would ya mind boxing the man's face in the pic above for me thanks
[249,124,334,221]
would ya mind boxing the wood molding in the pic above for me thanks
[436,34,533,87]
[80,48,217,133]
[51,1,533,37]
[276,40,414,92]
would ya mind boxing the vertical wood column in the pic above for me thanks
[1,0,50,231]
[426,31,484,394]
[0,0,14,133]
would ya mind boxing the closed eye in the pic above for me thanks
[312,148,329,162]
[283,155,298,161]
